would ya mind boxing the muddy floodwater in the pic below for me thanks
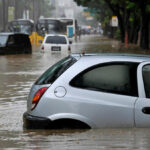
[0,35,150,150]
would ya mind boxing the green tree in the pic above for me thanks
[74,0,150,49]
[134,0,150,49]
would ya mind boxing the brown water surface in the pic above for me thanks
[0,35,150,149]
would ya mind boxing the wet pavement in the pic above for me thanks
[0,34,150,150]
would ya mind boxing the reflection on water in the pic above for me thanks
[0,35,150,149]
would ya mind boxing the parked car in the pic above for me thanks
[23,53,150,129]
[0,32,32,55]
[40,34,71,53]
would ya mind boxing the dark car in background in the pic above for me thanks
[0,33,32,55]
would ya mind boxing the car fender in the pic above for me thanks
[48,113,96,128]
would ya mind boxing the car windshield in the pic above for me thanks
[19,25,32,35]
[45,36,67,44]
[0,35,8,46]
[35,56,77,85]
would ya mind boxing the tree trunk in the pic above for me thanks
[140,13,150,49]
[133,27,139,44]
[139,1,150,50]
[118,16,125,43]
[105,0,126,42]
[2,0,6,31]
[129,19,140,44]
[2,0,8,31]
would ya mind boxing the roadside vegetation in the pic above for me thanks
[74,0,150,50]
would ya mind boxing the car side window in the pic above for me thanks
[70,62,138,96]
[143,65,150,98]
[7,36,15,45]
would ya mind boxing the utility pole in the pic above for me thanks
[55,0,59,18]
[33,0,38,22]
[14,0,17,19]
[2,0,6,31]
[33,0,35,21]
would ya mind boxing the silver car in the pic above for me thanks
[23,53,150,129]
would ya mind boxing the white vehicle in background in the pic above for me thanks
[40,34,71,53]
[59,18,78,42]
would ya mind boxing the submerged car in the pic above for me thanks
[40,34,71,53]
[23,53,150,129]
[0,32,32,55]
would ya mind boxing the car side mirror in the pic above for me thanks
[69,41,72,44]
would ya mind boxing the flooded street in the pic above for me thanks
[1,35,150,150]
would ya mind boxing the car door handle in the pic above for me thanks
[142,107,150,114]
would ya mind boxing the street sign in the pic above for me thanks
[111,16,118,27]
[86,16,94,20]
[67,26,74,38]
[82,11,90,16]
[83,8,96,18]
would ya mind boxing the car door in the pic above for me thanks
[69,62,138,128]
[7,35,17,54]
[14,35,21,53]
[135,62,150,127]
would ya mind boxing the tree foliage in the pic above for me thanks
[74,0,150,49]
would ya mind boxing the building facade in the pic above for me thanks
[51,0,80,18]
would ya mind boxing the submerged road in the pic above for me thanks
[0,34,150,149]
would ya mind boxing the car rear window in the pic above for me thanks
[35,56,77,85]
[45,36,67,44]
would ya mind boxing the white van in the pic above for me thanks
[41,34,71,53]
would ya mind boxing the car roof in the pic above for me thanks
[45,34,67,37]
[70,53,150,62]
[17,19,34,23]
[38,18,59,20]
[0,32,29,36]
[0,32,14,36]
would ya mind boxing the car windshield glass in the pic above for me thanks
[45,36,67,44]
[19,25,32,35]
[60,19,73,25]
[0,35,8,46]
[35,56,77,85]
